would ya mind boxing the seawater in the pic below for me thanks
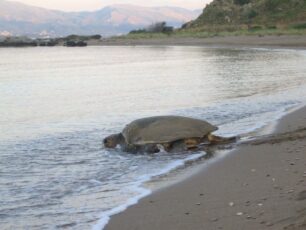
[0,46,306,230]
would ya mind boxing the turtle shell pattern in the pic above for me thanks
[122,116,218,145]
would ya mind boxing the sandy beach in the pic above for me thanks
[91,35,306,49]
[105,105,306,230]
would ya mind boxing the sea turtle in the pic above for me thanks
[103,116,236,153]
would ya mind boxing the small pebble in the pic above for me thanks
[229,202,234,207]
[290,162,295,166]
[199,193,204,196]
[211,218,219,222]
[272,178,276,182]
[258,203,263,207]
[287,189,294,193]
[266,222,274,227]
[236,212,243,216]
[251,169,256,172]
[266,174,270,177]
[185,212,190,215]
[196,203,201,206]
[246,215,252,219]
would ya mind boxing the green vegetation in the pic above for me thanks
[176,28,306,37]
[121,0,306,39]
[184,0,306,33]
[129,22,174,36]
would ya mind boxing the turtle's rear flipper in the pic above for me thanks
[208,134,237,144]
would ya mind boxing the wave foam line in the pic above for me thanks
[92,152,205,230]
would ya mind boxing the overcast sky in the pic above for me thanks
[8,0,213,11]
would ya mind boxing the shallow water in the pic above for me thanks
[1,46,306,229]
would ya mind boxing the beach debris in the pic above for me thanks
[266,174,270,177]
[236,212,244,216]
[290,162,295,165]
[257,203,263,207]
[287,189,294,194]
[228,202,235,207]
[246,215,252,219]
[185,212,190,215]
[199,193,204,196]
[266,222,274,227]
[196,203,201,206]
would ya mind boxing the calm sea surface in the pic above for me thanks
[1,46,306,229]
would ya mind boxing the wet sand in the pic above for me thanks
[105,105,306,230]
[91,35,306,49]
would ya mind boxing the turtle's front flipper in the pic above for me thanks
[207,134,237,144]
[144,144,160,154]
[121,143,141,154]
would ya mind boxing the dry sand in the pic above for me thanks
[91,35,306,49]
[105,106,306,230]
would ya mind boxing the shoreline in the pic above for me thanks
[91,35,306,49]
[103,104,306,230]
[1,35,306,50]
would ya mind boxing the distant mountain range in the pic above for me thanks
[0,0,202,37]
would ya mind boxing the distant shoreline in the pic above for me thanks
[1,34,306,49]
[91,34,306,49]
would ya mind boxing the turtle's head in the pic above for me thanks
[103,133,124,148]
